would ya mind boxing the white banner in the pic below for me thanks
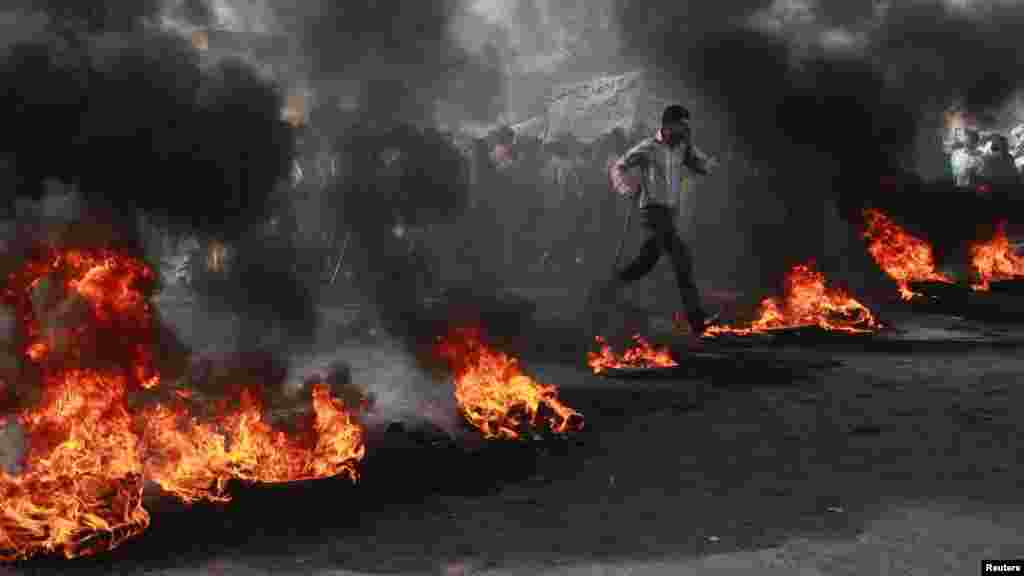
[544,70,651,143]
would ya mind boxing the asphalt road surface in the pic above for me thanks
[6,296,1024,575]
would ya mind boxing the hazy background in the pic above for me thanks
[4,0,1024,427]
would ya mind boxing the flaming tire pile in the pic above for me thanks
[437,327,583,441]
[701,262,885,343]
[863,207,1024,317]
[588,335,679,376]
[0,246,584,561]
[0,246,368,560]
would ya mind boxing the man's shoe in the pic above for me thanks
[688,310,721,336]
[685,332,707,351]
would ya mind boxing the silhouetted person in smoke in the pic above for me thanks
[567,139,603,271]
[448,136,504,291]
[486,125,539,277]
[334,119,470,351]
[540,133,586,273]
[335,122,424,339]
[584,130,631,273]
[600,104,719,338]
[563,128,633,283]
[598,126,631,236]
[949,128,985,190]
[514,133,546,242]
[979,133,1019,199]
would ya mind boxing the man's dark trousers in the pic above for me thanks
[616,203,705,328]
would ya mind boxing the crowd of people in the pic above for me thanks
[464,122,643,282]
[299,113,650,293]
[944,123,1024,197]
[172,104,659,307]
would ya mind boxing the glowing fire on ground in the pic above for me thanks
[862,208,952,300]
[587,335,677,375]
[969,222,1024,291]
[0,246,365,560]
[141,382,365,504]
[704,262,883,337]
[436,327,582,440]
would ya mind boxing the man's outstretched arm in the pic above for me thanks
[684,144,718,176]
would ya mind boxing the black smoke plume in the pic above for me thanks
[0,3,311,355]
[0,33,293,240]
[614,0,1024,301]
[285,0,503,123]
[10,0,162,33]
[286,0,513,362]
[329,112,476,368]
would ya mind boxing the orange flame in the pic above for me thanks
[969,221,1024,291]
[141,382,365,505]
[587,335,678,375]
[705,262,883,337]
[862,208,952,300]
[3,370,150,560]
[436,327,582,440]
[0,246,365,560]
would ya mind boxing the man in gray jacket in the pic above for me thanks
[601,104,718,336]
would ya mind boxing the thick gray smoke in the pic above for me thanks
[165,0,215,26]
[5,0,163,32]
[614,0,1024,300]
[281,0,504,123]
[276,1,516,371]
[0,1,313,361]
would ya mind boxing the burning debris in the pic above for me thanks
[704,262,883,337]
[140,379,365,504]
[0,245,366,561]
[588,335,678,375]
[436,327,582,440]
[969,222,1024,291]
[862,208,953,300]
[863,208,1024,295]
